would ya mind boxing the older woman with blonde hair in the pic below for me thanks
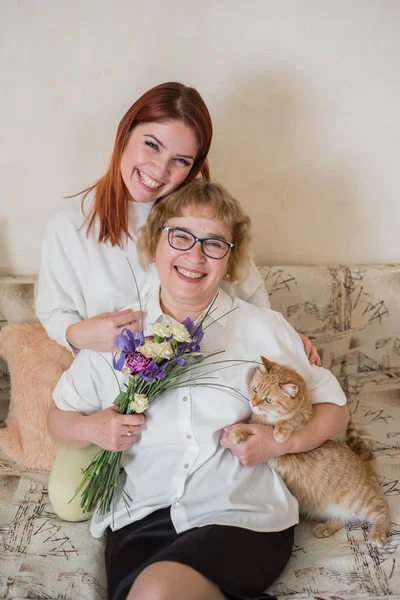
[48,180,348,600]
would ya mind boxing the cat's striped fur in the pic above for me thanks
[229,356,390,546]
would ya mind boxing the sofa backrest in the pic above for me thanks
[262,265,400,396]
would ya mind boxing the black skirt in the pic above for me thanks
[105,507,294,600]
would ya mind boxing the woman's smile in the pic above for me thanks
[174,265,207,282]
[136,168,164,191]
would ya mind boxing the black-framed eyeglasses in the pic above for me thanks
[161,227,234,260]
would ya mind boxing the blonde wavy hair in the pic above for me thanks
[137,180,252,283]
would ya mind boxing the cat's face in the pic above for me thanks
[249,366,300,423]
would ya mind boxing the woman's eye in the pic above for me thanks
[205,240,224,249]
[145,141,159,151]
[252,385,258,393]
[175,157,191,166]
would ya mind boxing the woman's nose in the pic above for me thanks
[153,155,170,178]
[185,240,206,263]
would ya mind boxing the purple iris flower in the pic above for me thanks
[139,362,166,383]
[113,328,145,371]
[114,328,145,352]
[182,317,204,344]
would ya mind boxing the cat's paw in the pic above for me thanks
[370,528,388,547]
[228,430,249,444]
[313,521,343,538]
[313,523,334,538]
[273,428,290,443]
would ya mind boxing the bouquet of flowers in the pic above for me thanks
[72,307,228,516]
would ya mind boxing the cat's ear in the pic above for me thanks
[261,356,276,372]
[281,383,298,398]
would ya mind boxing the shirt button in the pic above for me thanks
[183,463,189,469]
[182,396,188,402]
[186,434,192,440]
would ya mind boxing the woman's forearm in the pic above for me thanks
[47,403,145,451]
[47,404,93,449]
[286,402,350,454]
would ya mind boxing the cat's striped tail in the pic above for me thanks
[346,418,375,464]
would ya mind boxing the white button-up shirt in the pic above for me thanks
[53,287,347,539]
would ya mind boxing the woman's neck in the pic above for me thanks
[159,290,215,324]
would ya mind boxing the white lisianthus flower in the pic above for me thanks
[138,340,174,360]
[153,341,174,360]
[153,323,171,338]
[130,393,149,413]
[170,322,192,343]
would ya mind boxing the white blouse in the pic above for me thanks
[53,287,347,539]
[36,196,270,350]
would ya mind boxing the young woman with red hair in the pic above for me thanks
[36,81,319,363]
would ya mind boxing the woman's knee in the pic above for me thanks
[48,444,99,522]
[127,561,224,600]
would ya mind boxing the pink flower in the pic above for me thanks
[125,352,153,375]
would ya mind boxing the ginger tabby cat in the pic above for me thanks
[229,356,390,547]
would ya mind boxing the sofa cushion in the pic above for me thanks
[0,323,73,470]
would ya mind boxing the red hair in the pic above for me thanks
[77,82,213,247]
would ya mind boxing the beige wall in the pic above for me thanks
[1,0,399,275]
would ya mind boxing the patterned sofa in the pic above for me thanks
[0,266,399,600]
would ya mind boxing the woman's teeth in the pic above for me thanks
[138,169,162,189]
[176,267,204,279]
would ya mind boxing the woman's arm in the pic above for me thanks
[37,205,141,352]
[36,218,85,352]
[220,402,350,467]
[49,348,145,450]
[47,404,145,451]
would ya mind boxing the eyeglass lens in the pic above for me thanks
[168,229,230,259]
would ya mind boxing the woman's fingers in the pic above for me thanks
[107,310,143,329]
[123,425,142,438]
[120,414,145,427]
[308,346,322,367]
[118,417,144,449]
[298,333,321,366]
[299,332,312,357]
[108,310,144,340]
[119,439,139,450]
[88,408,145,450]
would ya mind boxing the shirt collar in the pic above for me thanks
[143,286,236,332]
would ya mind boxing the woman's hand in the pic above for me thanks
[299,333,321,366]
[220,403,349,466]
[220,423,286,466]
[85,406,145,451]
[66,309,143,352]
[47,404,145,451]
